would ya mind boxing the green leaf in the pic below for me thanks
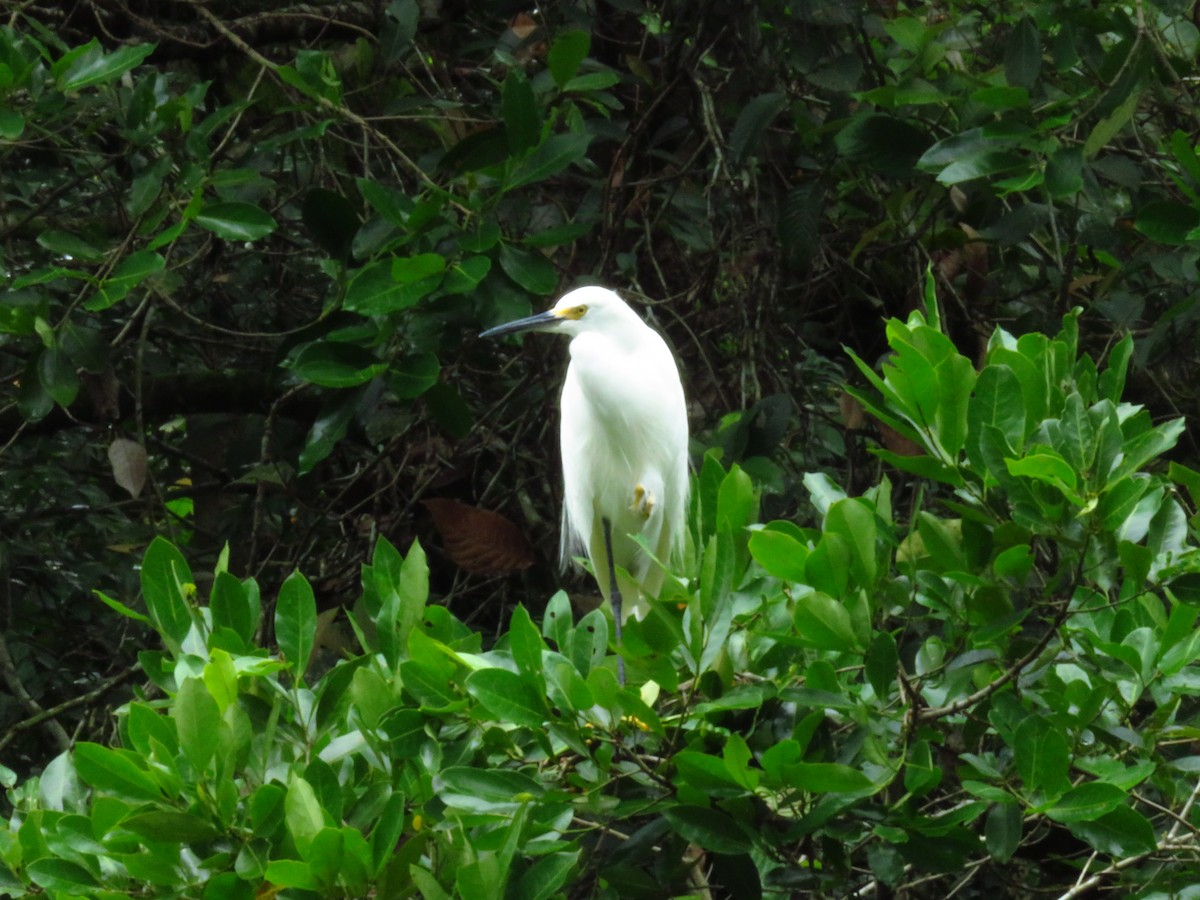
[141,537,194,651]
[392,252,446,283]
[276,570,317,676]
[1045,146,1084,197]
[1068,805,1156,856]
[285,775,326,857]
[194,202,277,241]
[173,677,220,773]
[502,70,540,154]
[516,849,580,900]
[85,249,165,311]
[865,631,898,699]
[506,133,591,191]
[778,181,823,269]
[94,589,152,625]
[389,352,440,398]
[74,743,162,802]
[0,109,25,140]
[122,810,220,843]
[985,801,1022,862]
[37,347,79,408]
[825,498,877,587]
[498,244,558,294]
[37,229,105,262]
[748,527,809,581]
[1041,782,1127,823]
[1007,452,1078,493]
[969,364,1026,463]
[263,859,316,890]
[26,859,99,891]
[435,767,543,813]
[1004,16,1042,88]
[793,591,859,651]
[465,668,549,727]
[547,30,590,88]
[443,255,492,294]
[370,792,408,877]
[288,341,387,388]
[730,92,787,166]
[1084,91,1140,158]
[1013,714,1070,797]
[55,39,155,91]
[211,570,256,643]
[663,806,752,854]
[1134,200,1200,245]
[344,259,435,315]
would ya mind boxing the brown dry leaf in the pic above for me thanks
[108,437,148,499]
[423,498,536,575]
[877,422,924,457]
[839,391,866,430]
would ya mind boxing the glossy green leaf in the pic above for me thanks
[211,571,255,643]
[1004,16,1042,88]
[663,805,752,854]
[37,229,105,262]
[502,70,540,154]
[498,243,558,294]
[506,133,591,191]
[1068,805,1156,856]
[793,590,859,651]
[389,352,440,398]
[85,249,165,310]
[36,347,78,408]
[1042,781,1127,823]
[74,743,161,802]
[285,774,325,857]
[1134,200,1200,245]
[465,668,549,727]
[825,498,877,587]
[865,631,898,699]
[443,255,492,294]
[984,802,1022,861]
[289,341,387,388]
[263,859,316,890]
[547,30,590,88]
[748,527,809,581]
[122,810,220,842]
[1013,714,1070,797]
[516,848,581,900]
[276,570,317,676]
[435,766,543,812]
[194,201,277,241]
[173,677,220,773]
[141,537,194,651]
[55,39,154,90]
[730,92,787,166]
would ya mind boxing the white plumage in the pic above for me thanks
[482,286,690,626]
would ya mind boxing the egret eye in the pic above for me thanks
[566,304,588,319]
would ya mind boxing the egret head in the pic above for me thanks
[480,286,638,340]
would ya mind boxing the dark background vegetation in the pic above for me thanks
[4,0,1200,894]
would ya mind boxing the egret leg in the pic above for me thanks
[602,517,626,685]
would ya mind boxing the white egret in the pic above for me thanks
[481,286,689,676]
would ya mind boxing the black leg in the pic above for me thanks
[603,517,625,684]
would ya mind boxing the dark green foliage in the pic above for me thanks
[5,0,1200,894]
[6,299,1200,895]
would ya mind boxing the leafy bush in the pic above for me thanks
[5,291,1200,897]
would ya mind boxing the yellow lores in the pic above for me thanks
[482,286,690,677]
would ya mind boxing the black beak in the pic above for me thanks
[479,309,560,339]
